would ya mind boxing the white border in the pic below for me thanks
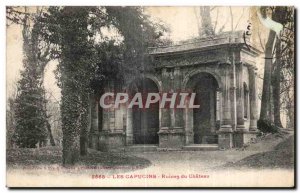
[1,0,298,192]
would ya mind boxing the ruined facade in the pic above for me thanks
[88,31,260,151]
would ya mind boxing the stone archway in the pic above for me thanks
[127,77,160,144]
[184,72,221,144]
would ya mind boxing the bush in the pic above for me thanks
[257,119,280,133]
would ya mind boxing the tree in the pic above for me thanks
[194,6,215,37]
[7,97,16,148]
[39,6,167,165]
[6,6,29,26]
[277,7,294,128]
[14,11,49,148]
[259,7,294,129]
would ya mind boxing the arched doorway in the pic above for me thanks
[129,78,159,144]
[186,72,220,144]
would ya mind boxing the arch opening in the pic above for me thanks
[128,78,159,144]
[186,72,220,144]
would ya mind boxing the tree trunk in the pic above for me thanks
[80,93,89,156]
[260,7,289,121]
[61,82,81,166]
[62,134,80,166]
[59,7,90,166]
[47,122,56,146]
[286,95,294,129]
[260,30,276,120]
[269,85,274,122]
[273,39,283,127]
[199,6,214,37]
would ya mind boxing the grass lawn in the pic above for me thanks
[223,135,294,169]
[7,147,151,171]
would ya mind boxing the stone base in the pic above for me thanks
[183,144,218,151]
[88,132,99,149]
[126,145,158,152]
[217,132,233,149]
[158,127,185,149]
[98,131,125,152]
[233,131,258,148]
[185,131,194,145]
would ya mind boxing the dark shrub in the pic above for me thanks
[257,119,280,133]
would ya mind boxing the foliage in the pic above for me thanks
[37,6,168,165]
[7,97,16,148]
[259,6,294,128]
[39,7,95,164]
[278,7,294,128]
[12,9,53,148]
[92,7,169,91]
[6,6,29,26]
[14,39,49,147]
[257,119,280,133]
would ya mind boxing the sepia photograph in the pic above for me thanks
[5,5,295,188]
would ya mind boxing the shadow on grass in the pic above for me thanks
[7,147,151,173]
[222,135,294,169]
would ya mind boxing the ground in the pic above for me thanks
[222,135,294,169]
[125,130,294,171]
[6,130,294,187]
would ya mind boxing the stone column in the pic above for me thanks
[236,62,246,131]
[230,52,237,131]
[218,66,233,149]
[115,105,125,132]
[216,89,222,124]
[102,99,111,132]
[185,97,194,144]
[173,67,184,128]
[126,108,133,145]
[158,68,172,148]
[158,67,185,148]
[220,67,232,132]
[210,88,216,133]
[160,68,171,128]
[249,67,258,131]
[102,81,114,132]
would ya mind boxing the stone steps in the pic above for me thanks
[125,144,219,152]
[125,145,158,152]
[182,144,219,151]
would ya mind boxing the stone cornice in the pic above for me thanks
[149,31,262,57]
[153,50,230,68]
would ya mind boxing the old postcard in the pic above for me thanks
[6,6,295,187]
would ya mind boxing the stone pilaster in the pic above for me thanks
[236,62,246,131]
[233,66,258,148]
[115,104,125,132]
[249,67,258,131]
[102,81,114,132]
[158,67,185,149]
[209,88,216,133]
[98,81,126,152]
[173,67,184,129]
[126,108,133,145]
[160,68,171,129]
[184,96,194,145]
[102,106,111,132]
[230,52,237,131]
[220,67,232,132]
[218,66,233,149]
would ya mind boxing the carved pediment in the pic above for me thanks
[153,50,230,68]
